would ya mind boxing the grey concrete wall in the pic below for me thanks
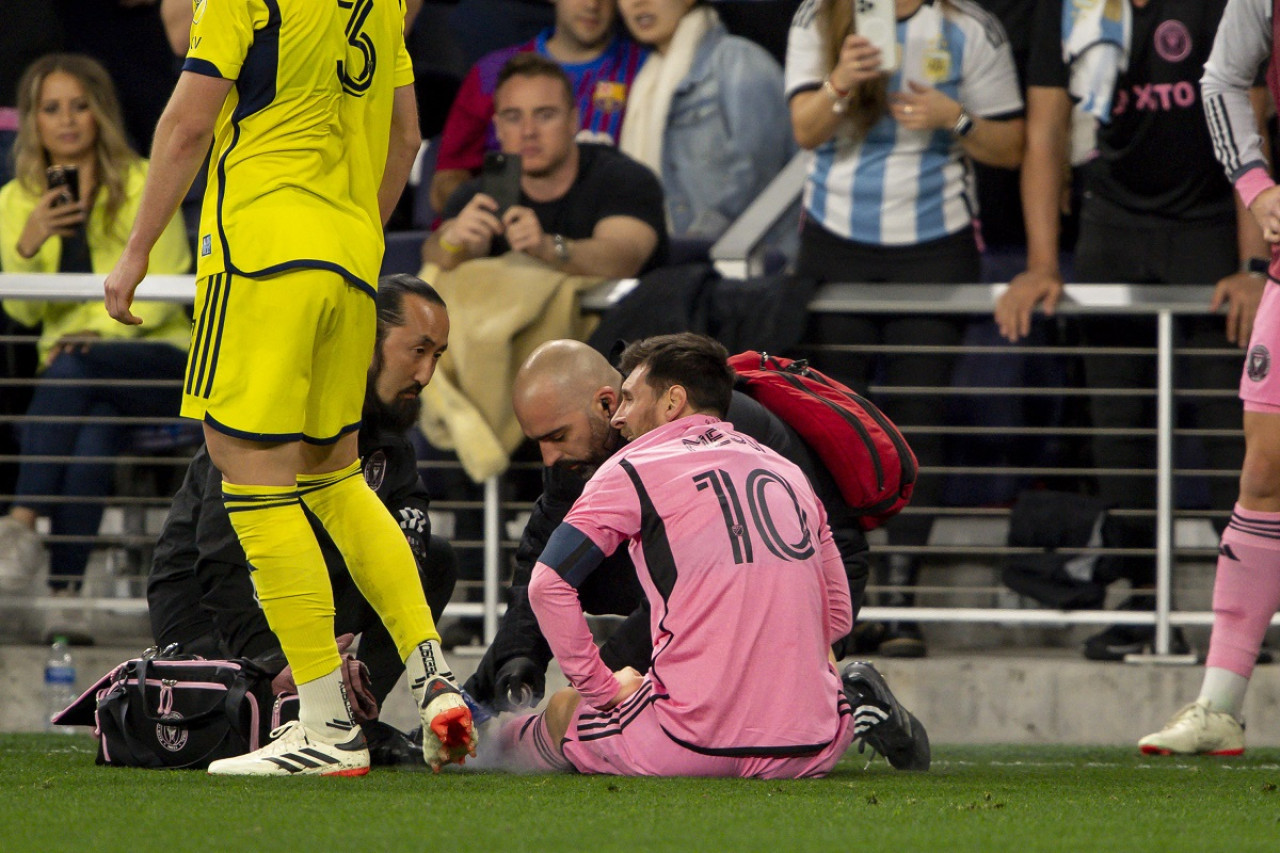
[7,643,1279,747]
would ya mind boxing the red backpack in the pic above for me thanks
[727,351,917,530]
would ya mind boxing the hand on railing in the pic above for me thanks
[995,268,1064,342]
[1210,271,1264,347]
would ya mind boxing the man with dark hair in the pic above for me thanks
[422,53,666,278]
[494,332,928,777]
[466,335,927,770]
[147,275,457,765]
[428,0,647,213]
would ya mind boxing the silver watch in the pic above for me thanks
[552,234,571,264]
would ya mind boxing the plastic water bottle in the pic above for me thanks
[44,636,76,733]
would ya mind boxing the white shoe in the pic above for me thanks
[1138,700,1245,756]
[207,720,370,776]
[418,676,477,771]
[0,517,41,594]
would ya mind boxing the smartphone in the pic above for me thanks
[855,0,899,73]
[480,151,522,216]
[47,164,80,207]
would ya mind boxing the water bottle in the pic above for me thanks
[44,636,76,733]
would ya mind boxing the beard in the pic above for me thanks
[364,384,422,433]
[553,417,619,479]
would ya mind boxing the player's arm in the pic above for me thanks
[160,0,192,56]
[528,523,623,709]
[379,84,421,226]
[818,523,853,645]
[104,72,228,324]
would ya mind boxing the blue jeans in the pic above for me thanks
[15,341,187,588]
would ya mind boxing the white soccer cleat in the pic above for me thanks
[1138,700,1245,756]
[418,676,477,771]
[207,720,370,777]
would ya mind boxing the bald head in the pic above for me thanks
[513,340,623,472]
[514,340,621,418]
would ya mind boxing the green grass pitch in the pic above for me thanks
[4,734,1279,852]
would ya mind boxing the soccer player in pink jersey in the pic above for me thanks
[496,333,929,777]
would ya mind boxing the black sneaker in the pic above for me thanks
[1082,623,1191,661]
[840,661,930,771]
[362,720,420,767]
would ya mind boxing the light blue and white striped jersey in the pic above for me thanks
[786,0,1022,246]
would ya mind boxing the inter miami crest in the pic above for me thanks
[1248,344,1271,382]
[363,450,387,492]
[157,720,189,752]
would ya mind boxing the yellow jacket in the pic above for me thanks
[0,159,193,367]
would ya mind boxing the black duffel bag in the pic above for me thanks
[54,654,297,769]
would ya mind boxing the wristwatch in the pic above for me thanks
[952,109,975,138]
[552,234,571,265]
[1246,257,1270,278]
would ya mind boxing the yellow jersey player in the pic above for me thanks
[104,0,475,776]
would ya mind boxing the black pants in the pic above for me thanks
[797,220,981,547]
[1073,201,1244,584]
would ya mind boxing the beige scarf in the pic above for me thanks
[619,5,718,178]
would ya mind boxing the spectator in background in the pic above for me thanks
[786,0,1024,657]
[0,54,191,597]
[423,54,666,278]
[430,0,648,215]
[994,0,1268,661]
[617,0,794,243]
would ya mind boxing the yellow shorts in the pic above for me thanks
[181,270,375,443]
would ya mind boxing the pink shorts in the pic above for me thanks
[561,678,855,779]
[1242,280,1280,414]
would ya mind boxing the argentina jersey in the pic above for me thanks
[787,0,1021,246]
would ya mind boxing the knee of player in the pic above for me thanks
[544,687,582,744]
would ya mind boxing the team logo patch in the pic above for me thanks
[201,234,211,257]
[1154,20,1192,64]
[192,0,207,25]
[363,450,387,491]
[1248,344,1271,382]
[923,38,952,83]
[593,81,627,115]
[157,720,189,752]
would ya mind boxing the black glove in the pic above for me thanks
[492,656,545,712]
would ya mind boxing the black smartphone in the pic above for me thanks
[47,164,80,207]
[480,151,521,215]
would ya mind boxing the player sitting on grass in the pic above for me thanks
[495,333,928,777]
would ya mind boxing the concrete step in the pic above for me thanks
[7,643,1280,747]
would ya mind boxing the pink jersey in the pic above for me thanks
[530,415,852,756]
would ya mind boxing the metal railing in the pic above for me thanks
[3,271,1277,656]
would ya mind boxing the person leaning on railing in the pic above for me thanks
[784,0,1025,658]
[0,53,191,601]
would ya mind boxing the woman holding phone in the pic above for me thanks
[0,53,191,606]
[784,0,1025,657]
